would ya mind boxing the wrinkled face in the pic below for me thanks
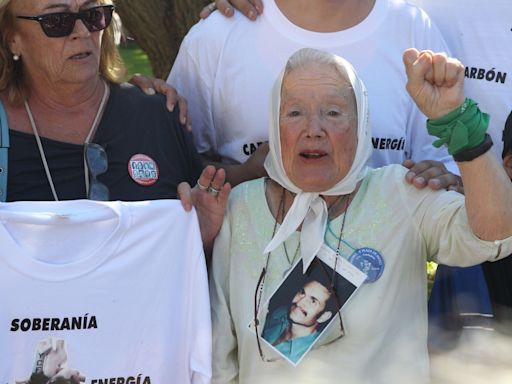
[289,281,331,328]
[8,0,104,88]
[279,63,358,192]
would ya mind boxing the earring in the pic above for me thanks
[13,54,20,61]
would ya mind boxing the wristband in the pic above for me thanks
[427,98,489,155]
[453,133,493,162]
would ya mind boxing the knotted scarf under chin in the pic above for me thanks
[263,53,372,273]
[264,192,328,271]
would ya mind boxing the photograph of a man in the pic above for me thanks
[262,279,337,363]
[259,258,358,365]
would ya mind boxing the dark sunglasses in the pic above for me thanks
[17,5,114,38]
[85,143,109,201]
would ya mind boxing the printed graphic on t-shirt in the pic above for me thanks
[12,337,154,384]
[371,136,406,151]
[464,66,507,85]
[15,337,86,384]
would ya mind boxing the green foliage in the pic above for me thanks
[427,261,438,298]
[118,41,153,78]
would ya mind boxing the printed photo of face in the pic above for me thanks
[289,280,332,328]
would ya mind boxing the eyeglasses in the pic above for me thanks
[85,143,109,201]
[17,5,114,38]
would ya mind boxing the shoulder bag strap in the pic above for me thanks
[0,101,9,202]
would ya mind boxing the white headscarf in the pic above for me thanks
[263,48,372,272]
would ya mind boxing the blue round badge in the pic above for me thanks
[348,247,385,283]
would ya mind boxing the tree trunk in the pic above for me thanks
[115,0,208,79]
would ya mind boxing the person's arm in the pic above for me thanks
[168,21,226,169]
[200,0,263,20]
[202,143,269,187]
[403,159,463,193]
[402,9,462,192]
[460,151,512,240]
[403,48,512,240]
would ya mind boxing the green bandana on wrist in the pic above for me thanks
[427,98,490,155]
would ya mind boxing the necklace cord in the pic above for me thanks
[25,103,59,201]
[254,182,282,360]
[281,187,301,266]
[24,81,109,201]
[84,82,110,195]
[254,185,352,360]
[335,194,351,257]
[332,194,351,335]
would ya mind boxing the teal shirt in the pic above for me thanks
[262,306,319,364]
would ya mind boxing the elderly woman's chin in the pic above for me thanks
[286,157,352,192]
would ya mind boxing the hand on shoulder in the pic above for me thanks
[129,74,190,130]
[200,0,263,20]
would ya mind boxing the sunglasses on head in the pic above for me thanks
[17,5,114,38]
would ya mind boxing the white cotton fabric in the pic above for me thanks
[263,55,372,271]
[0,200,211,384]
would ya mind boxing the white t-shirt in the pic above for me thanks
[410,0,512,159]
[0,200,211,384]
[169,0,455,171]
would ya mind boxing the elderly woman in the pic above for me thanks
[0,0,227,250]
[209,48,512,383]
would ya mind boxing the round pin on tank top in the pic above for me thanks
[128,154,159,186]
[348,247,385,283]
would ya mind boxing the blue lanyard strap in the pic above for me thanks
[0,101,10,202]
[325,219,358,255]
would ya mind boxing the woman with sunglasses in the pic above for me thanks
[209,47,512,383]
[0,0,228,253]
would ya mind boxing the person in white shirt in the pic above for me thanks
[171,0,461,191]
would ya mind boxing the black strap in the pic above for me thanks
[0,101,9,202]
[453,133,493,162]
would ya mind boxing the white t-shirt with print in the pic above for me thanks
[0,200,211,384]
[169,0,455,171]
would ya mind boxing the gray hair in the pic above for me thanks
[283,47,351,83]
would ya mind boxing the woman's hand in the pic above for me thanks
[178,166,231,258]
[403,48,465,120]
[129,74,191,130]
[200,0,263,20]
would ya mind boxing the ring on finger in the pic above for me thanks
[208,186,220,194]
[197,181,208,191]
